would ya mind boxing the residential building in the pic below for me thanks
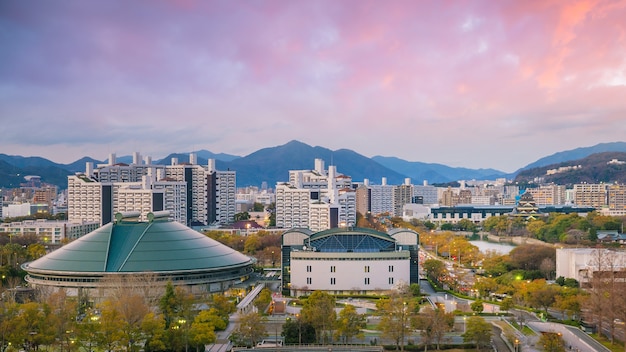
[526,185,567,205]
[393,180,413,217]
[369,178,395,215]
[275,159,356,231]
[607,184,626,216]
[0,219,99,244]
[281,227,419,296]
[68,152,235,226]
[413,181,438,205]
[573,183,607,209]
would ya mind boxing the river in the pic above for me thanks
[469,240,515,254]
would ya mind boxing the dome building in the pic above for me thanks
[23,211,253,301]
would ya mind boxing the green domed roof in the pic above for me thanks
[26,220,252,273]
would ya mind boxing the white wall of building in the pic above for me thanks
[289,251,410,293]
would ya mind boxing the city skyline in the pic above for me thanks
[2,1,626,173]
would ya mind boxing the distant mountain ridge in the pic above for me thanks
[1,141,625,189]
[514,151,626,185]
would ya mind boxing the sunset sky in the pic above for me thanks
[1,0,625,172]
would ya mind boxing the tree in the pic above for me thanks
[538,332,565,352]
[300,291,336,344]
[282,316,316,344]
[114,293,150,352]
[140,312,167,352]
[254,288,272,313]
[9,302,56,352]
[414,307,454,350]
[233,312,266,347]
[334,304,365,343]
[528,285,559,315]
[471,300,484,314]
[500,297,514,312]
[188,310,218,352]
[423,259,447,283]
[377,295,413,351]
[234,212,250,221]
[94,300,124,352]
[462,316,492,351]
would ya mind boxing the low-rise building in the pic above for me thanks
[0,219,100,244]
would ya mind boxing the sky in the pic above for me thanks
[1,0,626,173]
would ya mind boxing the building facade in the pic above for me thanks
[275,159,356,231]
[0,219,100,244]
[281,227,419,296]
[68,153,235,227]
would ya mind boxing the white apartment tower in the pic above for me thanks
[68,152,236,226]
[276,159,356,231]
[369,178,395,216]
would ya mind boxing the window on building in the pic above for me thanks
[389,277,394,285]
[307,277,312,285]
[330,266,336,273]
[389,265,394,272]
[306,265,312,272]
[364,266,370,273]
[364,278,370,285]
[331,278,336,285]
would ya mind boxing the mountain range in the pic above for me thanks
[1,140,626,190]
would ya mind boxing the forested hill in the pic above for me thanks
[514,152,626,185]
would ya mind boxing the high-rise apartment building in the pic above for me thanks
[413,181,438,205]
[369,178,395,215]
[393,180,413,217]
[608,184,626,215]
[275,159,356,231]
[68,152,235,227]
[573,183,607,209]
[526,185,567,205]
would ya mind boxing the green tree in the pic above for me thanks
[188,310,218,352]
[282,316,316,344]
[423,259,447,283]
[462,316,492,351]
[140,312,167,352]
[234,212,250,221]
[254,288,272,313]
[300,291,337,344]
[470,299,484,314]
[334,304,365,343]
[500,297,514,312]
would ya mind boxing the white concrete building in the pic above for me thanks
[556,247,626,287]
[68,153,235,226]
[275,159,356,231]
[281,227,419,296]
[369,178,395,215]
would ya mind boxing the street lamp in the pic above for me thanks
[178,319,188,352]
[514,338,519,352]
[463,316,467,333]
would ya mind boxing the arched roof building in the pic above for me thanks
[23,211,253,301]
[281,227,419,296]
